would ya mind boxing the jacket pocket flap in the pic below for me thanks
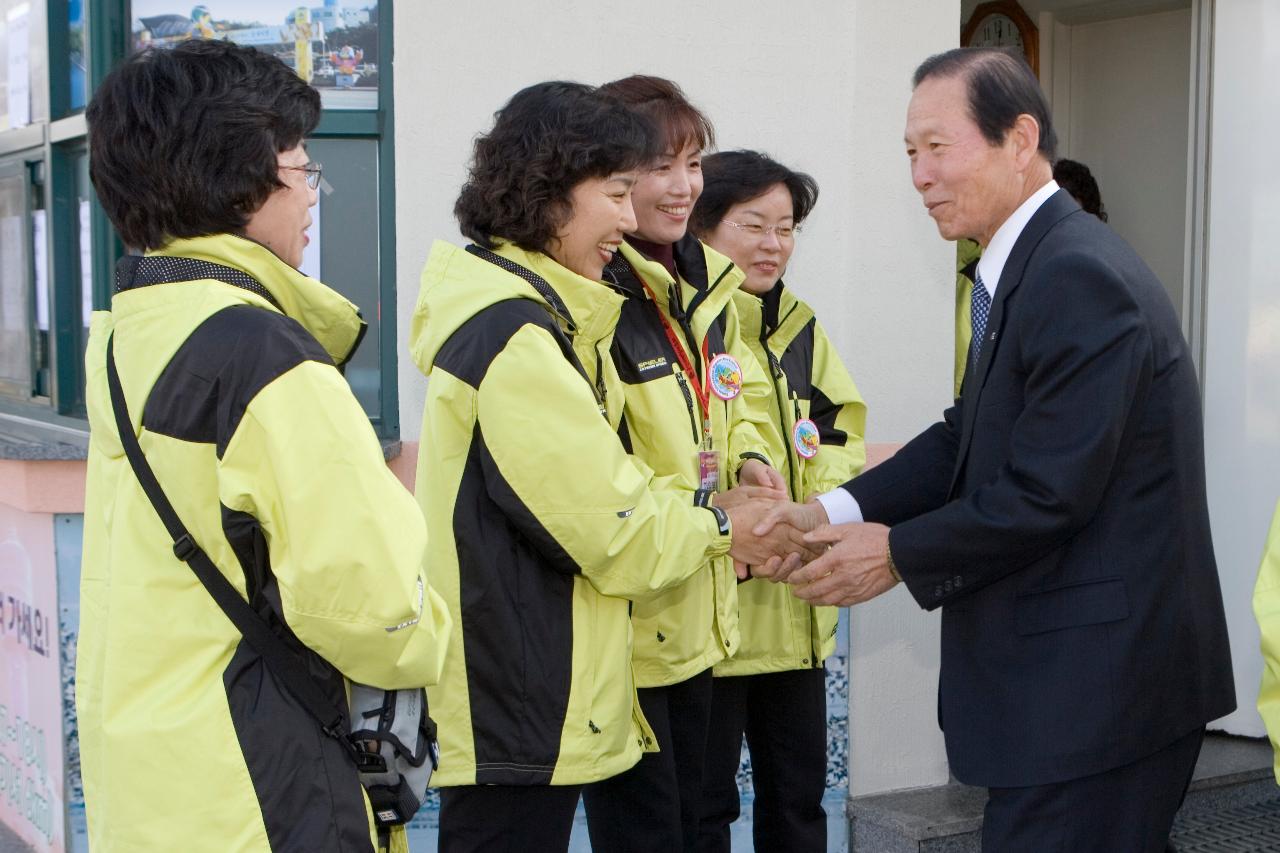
[1015,577,1129,636]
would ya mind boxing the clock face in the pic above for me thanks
[971,13,1024,49]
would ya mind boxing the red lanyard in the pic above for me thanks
[639,279,711,420]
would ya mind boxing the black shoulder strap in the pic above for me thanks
[105,335,352,746]
[465,245,609,419]
[465,244,576,331]
[115,254,285,312]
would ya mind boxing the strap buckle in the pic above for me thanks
[172,534,198,562]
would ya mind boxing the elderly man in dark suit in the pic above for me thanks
[754,47,1235,852]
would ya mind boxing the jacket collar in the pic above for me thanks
[145,233,365,365]
[611,235,743,332]
[491,241,625,349]
[735,281,812,352]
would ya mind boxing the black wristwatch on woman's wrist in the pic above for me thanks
[705,505,731,537]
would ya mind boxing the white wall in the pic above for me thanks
[1200,0,1280,738]
[393,1,958,795]
[1050,9,1191,311]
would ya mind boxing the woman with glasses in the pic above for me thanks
[581,76,788,853]
[78,39,450,852]
[410,81,787,853]
[692,150,867,853]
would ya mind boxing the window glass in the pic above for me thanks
[0,0,50,129]
[303,136,380,416]
[130,1,380,110]
[69,0,86,111]
[0,163,31,395]
[75,152,91,331]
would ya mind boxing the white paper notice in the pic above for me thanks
[80,200,93,324]
[6,4,32,129]
[32,209,47,331]
[299,192,321,280]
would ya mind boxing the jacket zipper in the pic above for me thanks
[674,370,700,444]
[763,329,802,499]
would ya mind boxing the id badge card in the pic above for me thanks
[697,449,721,492]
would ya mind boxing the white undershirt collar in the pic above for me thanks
[975,179,1059,299]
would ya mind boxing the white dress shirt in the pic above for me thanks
[814,179,1061,526]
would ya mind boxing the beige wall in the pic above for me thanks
[393,1,959,796]
[1048,8,1192,313]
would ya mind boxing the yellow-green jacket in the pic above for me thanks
[955,238,982,397]
[1253,499,1280,782]
[411,240,734,786]
[719,282,867,675]
[605,237,774,688]
[78,234,451,853]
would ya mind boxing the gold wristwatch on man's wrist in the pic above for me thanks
[886,538,902,583]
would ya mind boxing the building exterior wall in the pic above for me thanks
[393,0,959,796]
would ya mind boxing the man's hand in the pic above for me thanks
[749,500,830,582]
[739,458,787,493]
[725,499,813,580]
[785,522,899,607]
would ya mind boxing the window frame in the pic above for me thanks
[0,0,400,439]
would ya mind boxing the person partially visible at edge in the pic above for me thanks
[691,150,867,853]
[954,237,981,397]
[579,75,790,853]
[1053,157,1109,222]
[409,81,801,853]
[754,47,1235,852]
[78,40,451,853]
[1253,500,1280,782]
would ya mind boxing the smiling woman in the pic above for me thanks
[411,81,788,853]
[580,76,789,853]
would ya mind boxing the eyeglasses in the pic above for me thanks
[282,163,322,190]
[721,219,798,240]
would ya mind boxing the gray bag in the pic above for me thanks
[348,685,439,826]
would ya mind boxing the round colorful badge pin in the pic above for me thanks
[707,353,743,400]
[793,418,820,459]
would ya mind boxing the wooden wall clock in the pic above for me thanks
[962,1,1040,76]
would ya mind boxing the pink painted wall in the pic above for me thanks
[0,504,66,853]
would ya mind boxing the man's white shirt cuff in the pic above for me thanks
[815,488,864,525]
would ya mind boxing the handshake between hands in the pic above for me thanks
[715,459,901,608]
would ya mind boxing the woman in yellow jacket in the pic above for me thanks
[411,81,791,853]
[693,151,868,853]
[77,40,450,852]
[580,76,786,853]
[1253,500,1280,782]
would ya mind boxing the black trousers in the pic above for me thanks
[697,667,828,853]
[582,669,714,853]
[437,784,582,853]
[982,726,1205,853]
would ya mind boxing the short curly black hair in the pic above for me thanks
[1053,158,1108,222]
[691,151,819,237]
[455,81,662,252]
[87,39,320,251]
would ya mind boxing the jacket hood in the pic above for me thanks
[410,240,625,376]
[152,234,365,364]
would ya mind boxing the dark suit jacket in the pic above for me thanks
[844,189,1235,788]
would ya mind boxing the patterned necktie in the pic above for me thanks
[970,271,992,365]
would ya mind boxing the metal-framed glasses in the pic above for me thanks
[721,219,798,240]
[282,163,323,190]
